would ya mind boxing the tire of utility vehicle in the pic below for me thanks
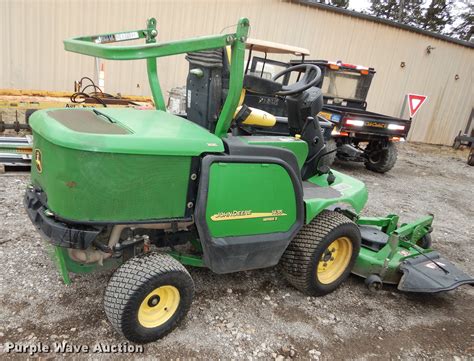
[320,139,337,168]
[280,210,361,296]
[468,148,474,166]
[104,253,194,343]
[365,141,398,173]
[453,138,461,150]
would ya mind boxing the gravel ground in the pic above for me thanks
[0,142,473,360]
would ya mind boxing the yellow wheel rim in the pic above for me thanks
[138,285,180,328]
[316,237,353,285]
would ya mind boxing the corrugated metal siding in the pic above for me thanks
[1,0,473,145]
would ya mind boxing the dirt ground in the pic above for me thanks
[0,142,473,360]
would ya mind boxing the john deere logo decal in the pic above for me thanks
[211,210,287,222]
[34,149,43,173]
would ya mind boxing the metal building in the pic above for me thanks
[1,0,473,145]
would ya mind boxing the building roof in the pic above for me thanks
[296,0,474,49]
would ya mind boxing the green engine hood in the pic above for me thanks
[29,108,224,156]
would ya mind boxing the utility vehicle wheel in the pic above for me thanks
[365,141,398,173]
[416,234,432,249]
[104,253,194,343]
[453,138,461,150]
[320,139,337,168]
[280,210,361,296]
[468,148,474,166]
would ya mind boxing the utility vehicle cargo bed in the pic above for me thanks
[320,105,411,138]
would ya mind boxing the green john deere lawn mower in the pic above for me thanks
[25,18,473,343]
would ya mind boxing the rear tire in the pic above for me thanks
[365,141,398,173]
[104,253,194,343]
[280,210,361,296]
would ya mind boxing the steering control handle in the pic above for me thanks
[272,64,322,96]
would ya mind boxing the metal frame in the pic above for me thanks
[355,213,433,243]
[63,17,250,138]
[244,38,308,77]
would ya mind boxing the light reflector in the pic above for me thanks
[388,124,405,131]
[345,119,364,127]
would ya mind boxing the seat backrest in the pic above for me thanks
[185,49,225,132]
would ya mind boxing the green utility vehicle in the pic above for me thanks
[25,18,473,343]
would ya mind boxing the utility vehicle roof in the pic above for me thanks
[246,38,310,56]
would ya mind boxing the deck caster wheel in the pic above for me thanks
[416,234,432,249]
[104,253,194,343]
[365,274,383,292]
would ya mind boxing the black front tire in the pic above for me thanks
[280,210,361,296]
[104,253,194,343]
[365,141,398,173]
